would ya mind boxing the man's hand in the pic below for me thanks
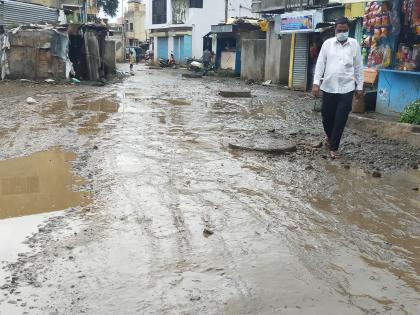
[355,90,363,100]
[312,84,320,98]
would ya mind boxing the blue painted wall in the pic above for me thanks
[157,37,168,60]
[180,36,185,62]
[183,35,192,59]
[173,36,182,63]
[376,69,420,115]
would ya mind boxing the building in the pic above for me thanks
[108,23,125,62]
[251,0,339,88]
[145,0,257,63]
[0,0,59,30]
[210,18,265,77]
[125,0,147,47]
[9,0,98,23]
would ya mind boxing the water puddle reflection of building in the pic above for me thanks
[0,148,90,220]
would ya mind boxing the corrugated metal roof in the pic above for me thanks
[0,0,58,30]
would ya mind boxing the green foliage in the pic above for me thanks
[400,100,420,125]
[98,0,119,17]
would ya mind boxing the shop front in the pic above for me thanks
[348,0,420,115]
[275,10,333,91]
[211,20,265,77]
[376,0,420,115]
[150,28,193,63]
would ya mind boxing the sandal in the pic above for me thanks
[330,150,340,159]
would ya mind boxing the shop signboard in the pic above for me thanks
[275,10,323,34]
[211,24,233,33]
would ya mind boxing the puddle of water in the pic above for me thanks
[0,148,90,220]
[71,98,119,113]
[310,165,420,290]
[78,113,109,135]
[165,99,191,106]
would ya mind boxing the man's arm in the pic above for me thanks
[354,42,364,98]
[354,43,364,90]
[312,42,327,97]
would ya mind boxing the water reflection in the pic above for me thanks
[0,148,90,219]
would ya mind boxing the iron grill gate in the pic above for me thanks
[0,0,58,30]
[292,33,309,91]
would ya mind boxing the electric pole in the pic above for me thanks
[122,0,125,60]
[225,0,228,23]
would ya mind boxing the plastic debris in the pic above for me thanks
[26,97,37,104]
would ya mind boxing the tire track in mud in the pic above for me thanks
[96,101,253,313]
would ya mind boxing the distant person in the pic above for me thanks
[312,17,364,159]
[202,48,212,75]
[129,51,135,71]
[136,50,141,64]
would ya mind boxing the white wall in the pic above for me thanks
[145,0,258,59]
[145,0,176,30]
[188,0,225,58]
[153,36,158,62]
[168,36,174,57]
[229,0,257,18]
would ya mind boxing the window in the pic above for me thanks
[152,0,167,24]
[189,0,203,8]
[130,23,134,31]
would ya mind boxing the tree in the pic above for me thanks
[97,0,119,17]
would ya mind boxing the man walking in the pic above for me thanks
[312,17,363,159]
[202,48,212,76]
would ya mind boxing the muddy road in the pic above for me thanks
[0,66,419,314]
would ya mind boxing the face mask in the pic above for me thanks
[336,32,349,42]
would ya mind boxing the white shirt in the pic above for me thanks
[314,37,363,94]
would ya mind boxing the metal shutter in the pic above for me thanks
[2,0,58,30]
[292,33,309,91]
[157,37,168,60]
[0,2,4,27]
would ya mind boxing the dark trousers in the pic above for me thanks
[322,91,354,151]
[203,62,209,75]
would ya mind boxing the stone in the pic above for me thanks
[219,89,252,98]
[311,141,323,148]
[26,97,37,104]
[372,171,382,178]
[203,228,214,237]
[0,284,9,290]
[410,162,418,170]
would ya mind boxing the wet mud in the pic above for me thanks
[0,66,419,314]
